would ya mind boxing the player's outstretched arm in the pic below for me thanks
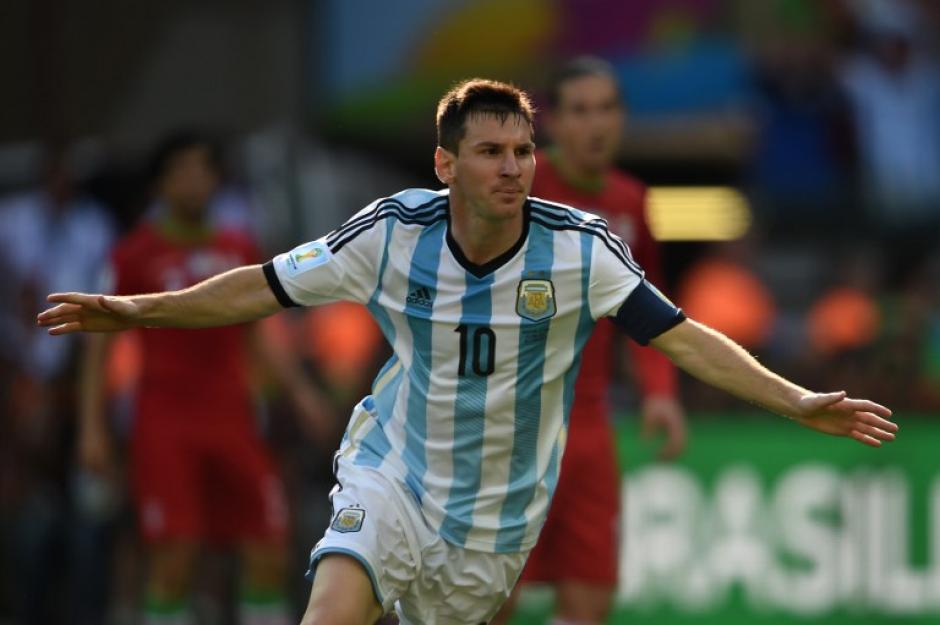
[37,264,281,335]
[650,319,897,447]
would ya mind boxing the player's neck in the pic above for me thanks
[448,201,526,266]
[548,146,606,194]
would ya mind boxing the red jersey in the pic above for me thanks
[531,152,677,419]
[109,222,259,425]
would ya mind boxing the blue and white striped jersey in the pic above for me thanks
[264,188,683,553]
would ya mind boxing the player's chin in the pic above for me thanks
[490,192,525,213]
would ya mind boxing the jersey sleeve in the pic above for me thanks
[589,229,685,345]
[262,202,388,307]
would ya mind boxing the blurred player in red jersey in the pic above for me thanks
[79,133,331,625]
[494,57,688,625]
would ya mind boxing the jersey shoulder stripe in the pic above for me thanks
[328,189,447,243]
[327,191,448,253]
[528,199,643,276]
[529,197,636,262]
[329,202,447,253]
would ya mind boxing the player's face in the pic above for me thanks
[548,74,624,175]
[158,145,219,221]
[437,113,535,222]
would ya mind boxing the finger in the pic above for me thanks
[47,292,91,304]
[853,421,895,442]
[37,314,60,327]
[49,321,83,335]
[850,430,882,448]
[38,313,81,328]
[806,391,847,410]
[38,314,68,327]
[49,292,112,312]
[841,398,892,418]
[858,412,899,433]
[37,302,83,322]
[39,314,81,328]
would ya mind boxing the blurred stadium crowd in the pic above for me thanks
[1,0,939,624]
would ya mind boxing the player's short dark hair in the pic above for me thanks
[149,130,221,184]
[546,56,622,110]
[436,79,535,154]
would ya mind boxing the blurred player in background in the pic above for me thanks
[79,132,331,625]
[40,81,897,625]
[494,56,687,625]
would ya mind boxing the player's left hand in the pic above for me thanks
[37,293,141,334]
[792,391,897,447]
[641,395,687,460]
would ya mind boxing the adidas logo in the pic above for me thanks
[406,286,433,308]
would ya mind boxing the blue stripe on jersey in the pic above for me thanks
[546,231,596,499]
[496,222,555,552]
[439,270,495,546]
[402,221,446,503]
[328,197,448,253]
[354,359,402,469]
[366,219,397,363]
[326,193,445,247]
[355,220,400,469]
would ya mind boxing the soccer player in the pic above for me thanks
[494,56,687,625]
[39,80,897,625]
[78,133,331,625]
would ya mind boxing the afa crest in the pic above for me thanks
[331,506,365,533]
[516,279,556,321]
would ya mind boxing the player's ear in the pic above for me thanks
[434,146,456,185]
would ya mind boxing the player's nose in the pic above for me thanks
[499,152,521,177]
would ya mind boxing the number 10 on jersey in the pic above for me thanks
[455,324,496,376]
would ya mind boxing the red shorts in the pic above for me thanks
[131,416,288,545]
[522,410,620,586]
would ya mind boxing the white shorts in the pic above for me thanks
[307,455,528,625]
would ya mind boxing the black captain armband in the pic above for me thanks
[262,260,300,308]
[611,280,686,345]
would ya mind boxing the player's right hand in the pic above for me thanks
[37,293,140,334]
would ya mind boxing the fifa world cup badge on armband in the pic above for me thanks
[516,279,556,321]
[285,241,332,277]
[331,506,365,533]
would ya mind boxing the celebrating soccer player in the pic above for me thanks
[40,80,897,625]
